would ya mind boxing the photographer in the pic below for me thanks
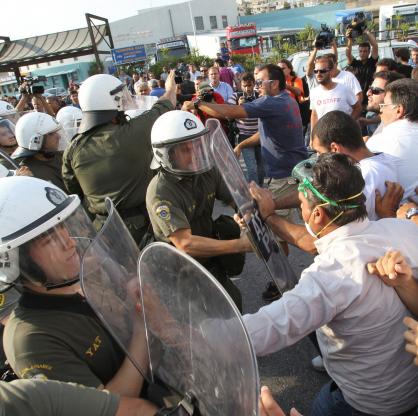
[346,27,379,105]
[15,79,55,117]
[232,73,264,185]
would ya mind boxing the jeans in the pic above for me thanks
[311,382,353,416]
[311,381,418,416]
[237,135,264,185]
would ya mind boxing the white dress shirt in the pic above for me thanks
[243,218,418,415]
[366,119,418,202]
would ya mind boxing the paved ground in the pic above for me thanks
[215,202,330,415]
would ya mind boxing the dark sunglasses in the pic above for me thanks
[255,79,273,87]
[313,69,330,74]
[368,87,385,95]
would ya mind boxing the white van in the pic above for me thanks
[288,41,417,77]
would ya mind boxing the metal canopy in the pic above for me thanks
[0,14,114,81]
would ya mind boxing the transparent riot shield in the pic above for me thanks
[80,198,150,383]
[125,96,158,119]
[206,118,298,293]
[138,242,259,416]
[0,149,18,174]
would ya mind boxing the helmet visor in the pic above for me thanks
[17,206,96,289]
[58,118,80,150]
[0,119,17,151]
[112,84,137,112]
[164,134,213,175]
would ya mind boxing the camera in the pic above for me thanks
[315,24,335,49]
[346,12,367,39]
[236,91,257,103]
[201,91,214,102]
[20,76,47,95]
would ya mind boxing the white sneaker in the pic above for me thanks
[311,355,326,372]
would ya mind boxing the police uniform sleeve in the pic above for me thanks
[62,142,84,198]
[5,328,103,388]
[0,379,119,416]
[146,179,191,239]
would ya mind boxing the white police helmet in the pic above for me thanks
[0,176,95,289]
[78,74,136,133]
[56,106,83,148]
[150,110,212,175]
[12,112,63,159]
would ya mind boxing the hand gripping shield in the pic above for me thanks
[206,118,298,293]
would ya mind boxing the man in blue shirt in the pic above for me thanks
[182,64,308,301]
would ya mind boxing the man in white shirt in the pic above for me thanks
[208,66,234,103]
[244,153,418,416]
[366,79,418,202]
[310,57,361,133]
[312,110,398,221]
[188,64,201,82]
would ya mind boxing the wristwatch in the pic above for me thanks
[406,207,418,219]
[193,99,201,110]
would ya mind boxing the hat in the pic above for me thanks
[197,81,213,94]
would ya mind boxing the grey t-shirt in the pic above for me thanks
[0,379,119,416]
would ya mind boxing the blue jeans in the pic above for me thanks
[241,146,264,185]
[311,381,417,416]
[310,382,353,416]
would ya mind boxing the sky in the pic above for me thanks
[1,0,186,40]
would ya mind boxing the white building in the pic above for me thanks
[110,0,239,48]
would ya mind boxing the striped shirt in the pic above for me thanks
[232,92,259,138]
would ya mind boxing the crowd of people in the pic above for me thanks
[0,31,417,416]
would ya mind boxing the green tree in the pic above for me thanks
[282,1,291,9]
[244,6,252,15]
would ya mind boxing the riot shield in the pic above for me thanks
[0,149,18,174]
[206,118,298,293]
[138,242,259,415]
[125,96,158,119]
[80,198,151,383]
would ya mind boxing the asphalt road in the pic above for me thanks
[215,203,330,415]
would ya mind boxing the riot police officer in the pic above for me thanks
[12,112,65,189]
[62,72,177,244]
[146,110,252,311]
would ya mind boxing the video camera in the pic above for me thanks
[174,70,183,85]
[346,12,368,39]
[236,91,258,103]
[200,90,214,103]
[315,24,335,49]
[19,76,47,95]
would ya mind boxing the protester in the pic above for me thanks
[345,28,379,104]
[244,153,418,416]
[214,58,235,88]
[366,78,418,202]
[309,56,361,134]
[232,73,264,185]
[208,66,234,103]
[395,48,413,78]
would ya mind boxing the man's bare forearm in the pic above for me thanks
[266,214,317,254]
[238,132,260,150]
[396,278,418,317]
[274,189,300,210]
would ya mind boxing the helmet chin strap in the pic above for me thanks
[39,150,56,159]
[44,276,80,291]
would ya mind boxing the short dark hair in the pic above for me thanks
[312,110,365,151]
[395,48,410,61]
[184,72,191,80]
[412,47,418,54]
[315,55,333,69]
[258,64,286,90]
[309,153,367,227]
[358,42,371,49]
[322,53,337,64]
[158,79,165,89]
[241,72,255,83]
[412,68,418,81]
[373,71,405,83]
[385,78,418,122]
[215,58,225,67]
[377,58,398,71]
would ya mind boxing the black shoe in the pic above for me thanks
[262,282,281,302]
